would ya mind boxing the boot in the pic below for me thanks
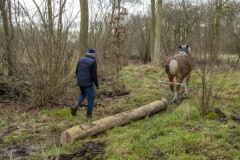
[71,101,81,116]
[87,110,92,118]
[87,110,98,119]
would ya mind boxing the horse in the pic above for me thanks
[165,45,193,103]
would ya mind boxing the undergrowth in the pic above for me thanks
[0,64,239,160]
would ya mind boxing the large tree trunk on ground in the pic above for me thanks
[61,98,168,145]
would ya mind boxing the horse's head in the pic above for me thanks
[179,44,193,61]
[179,44,190,53]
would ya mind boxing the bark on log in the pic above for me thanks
[61,98,168,145]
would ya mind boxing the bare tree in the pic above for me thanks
[13,0,78,107]
[107,0,128,92]
[213,0,229,60]
[79,0,89,57]
[154,0,162,63]
[150,0,155,62]
[47,0,54,93]
[0,0,14,76]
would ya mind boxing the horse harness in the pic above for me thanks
[159,49,193,85]
[166,51,193,70]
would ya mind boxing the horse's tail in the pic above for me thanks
[169,59,178,75]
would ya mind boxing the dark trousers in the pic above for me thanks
[77,86,95,111]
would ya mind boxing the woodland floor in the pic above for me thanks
[0,59,240,160]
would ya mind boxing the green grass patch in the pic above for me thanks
[40,109,71,117]
[4,132,29,144]
[34,145,70,159]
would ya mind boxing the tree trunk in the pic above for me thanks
[7,0,14,32]
[47,0,54,91]
[61,98,168,145]
[154,0,162,63]
[150,0,155,63]
[0,0,14,76]
[237,55,240,64]
[116,0,121,73]
[48,0,53,38]
[236,44,240,64]
[142,32,150,64]
[57,0,67,72]
[114,0,121,92]
[79,0,89,57]
[213,0,221,60]
[57,0,66,57]
[109,0,116,41]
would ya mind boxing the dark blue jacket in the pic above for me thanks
[76,55,98,87]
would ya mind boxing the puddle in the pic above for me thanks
[0,144,39,159]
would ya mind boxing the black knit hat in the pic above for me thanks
[86,48,96,54]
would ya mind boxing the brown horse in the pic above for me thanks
[165,45,193,103]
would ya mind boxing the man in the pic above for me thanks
[71,48,99,118]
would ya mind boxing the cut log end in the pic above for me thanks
[161,98,168,105]
[61,131,73,145]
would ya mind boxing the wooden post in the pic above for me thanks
[61,98,168,145]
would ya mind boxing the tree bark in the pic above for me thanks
[109,0,116,41]
[7,0,14,32]
[47,0,54,91]
[150,0,155,63]
[213,0,229,60]
[61,98,168,145]
[0,0,14,76]
[237,55,240,64]
[154,0,162,63]
[213,0,221,60]
[48,0,53,38]
[79,0,89,57]
[57,0,66,56]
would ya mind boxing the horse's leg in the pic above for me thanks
[168,76,176,102]
[182,81,188,97]
[173,90,178,103]
[183,72,191,97]
[175,76,183,101]
[170,76,178,103]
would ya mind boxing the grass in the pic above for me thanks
[103,103,239,159]
[40,109,71,117]
[0,63,240,159]
[4,132,29,144]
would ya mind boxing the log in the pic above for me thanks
[61,98,168,145]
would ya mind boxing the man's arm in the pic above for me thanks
[91,61,99,88]
[76,61,79,77]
